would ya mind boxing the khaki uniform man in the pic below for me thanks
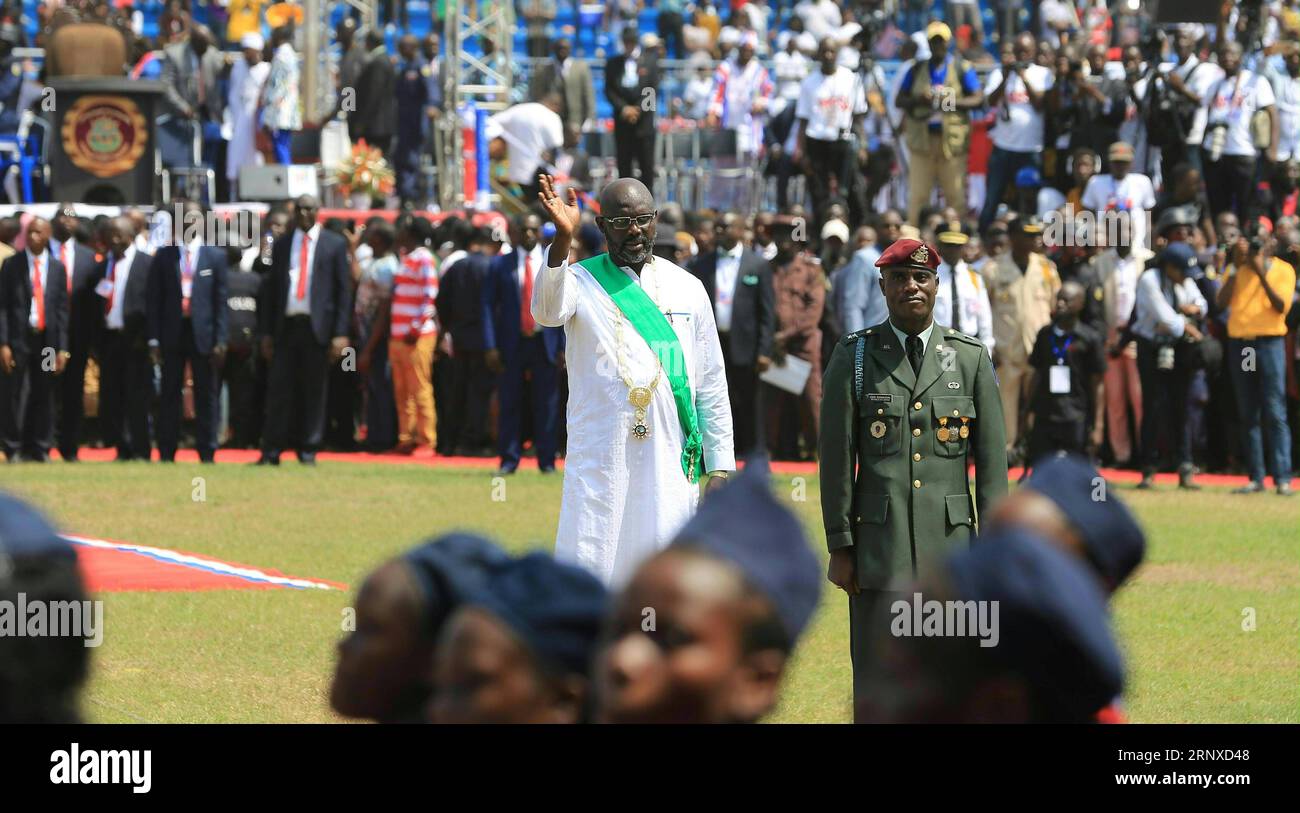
[895,22,983,225]
[819,238,1008,706]
[982,216,1060,454]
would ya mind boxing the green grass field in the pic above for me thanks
[0,461,1296,723]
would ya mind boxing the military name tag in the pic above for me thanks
[866,393,892,403]
[870,420,886,438]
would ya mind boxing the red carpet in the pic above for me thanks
[66,535,347,593]
[49,447,1258,487]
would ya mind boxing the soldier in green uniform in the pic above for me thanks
[818,237,1008,707]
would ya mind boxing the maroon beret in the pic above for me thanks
[875,238,941,273]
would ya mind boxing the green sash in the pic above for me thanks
[578,253,704,483]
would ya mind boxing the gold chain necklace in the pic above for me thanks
[610,261,663,440]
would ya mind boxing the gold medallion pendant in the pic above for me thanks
[959,417,970,439]
[631,406,651,439]
[870,420,887,439]
[937,416,951,443]
[628,386,653,409]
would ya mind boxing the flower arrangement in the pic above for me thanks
[336,140,395,202]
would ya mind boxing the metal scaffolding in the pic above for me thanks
[438,0,515,211]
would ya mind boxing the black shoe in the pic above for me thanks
[253,456,280,466]
[1136,473,1155,490]
[495,466,517,476]
[1232,481,1265,495]
[298,453,317,466]
[199,457,215,465]
[1178,467,1200,490]
[539,465,556,474]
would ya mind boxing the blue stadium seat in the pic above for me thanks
[407,1,431,37]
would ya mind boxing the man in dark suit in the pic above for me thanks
[93,217,154,461]
[0,217,68,462]
[257,195,353,465]
[436,225,496,457]
[160,24,226,125]
[688,212,776,455]
[482,212,565,474]
[350,29,397,155]
[50,204,98,462]
[605,26,660,183]
[147,201,228,463]
[530,37,596,149]
[394,34,430,206]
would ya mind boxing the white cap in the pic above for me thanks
[795,31,817,54]
[910,31,931,61]
[821,219,850,243]
[241,33,265,51]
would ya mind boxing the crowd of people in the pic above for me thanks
[1,1,1299,494]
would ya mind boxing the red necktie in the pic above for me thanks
[181,247,193,317]
[297,232,311,300]
[104,254,116,316]
[32,256,45,331]
[521,253,535,336]
[62,243,72,293]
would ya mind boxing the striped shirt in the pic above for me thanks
[391,246,439,339]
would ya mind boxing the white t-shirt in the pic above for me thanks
[985,64,1055,153]
[1081,172,1157,252]
[486,102,565,184]
[796,66,868,142]
[1202,69,1275,158]
[795,0,841,41]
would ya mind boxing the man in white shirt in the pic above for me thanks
[1161,24,1224,176]
[979,33,1054,232]
[533,175,735,587]
[1130,242,1208,489]
[935,224,995,354]
[486,95,566,199]
[1261,39,1300,162]
[1081,141,1157,253]
[1202,41,1278,221]
[795,37,868,228]
[94,217,153,461]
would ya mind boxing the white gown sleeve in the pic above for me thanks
[693,282,736,473]
[532,244,580,327]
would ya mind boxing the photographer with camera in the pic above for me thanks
[1260,40,1300,164]
[1048,44,1125,185]
[1131,242,1210,490]
[979,34,1054,234]
[1159,25,1224,180]
[894,21,982,225]
[1202,40,1279,223]
[1216,223,1296,495]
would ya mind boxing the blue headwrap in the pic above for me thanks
[469,552,608,677]
[671,456,822,645]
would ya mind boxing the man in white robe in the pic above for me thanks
[533,176,736,587]
[226,33,270,201]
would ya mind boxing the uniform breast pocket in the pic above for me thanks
[931,395,976,458]
[861,395,905,456]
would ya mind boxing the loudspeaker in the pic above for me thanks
[237,164,320,201]
[46,78,166,205]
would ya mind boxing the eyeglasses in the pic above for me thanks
[603,211,657,231]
